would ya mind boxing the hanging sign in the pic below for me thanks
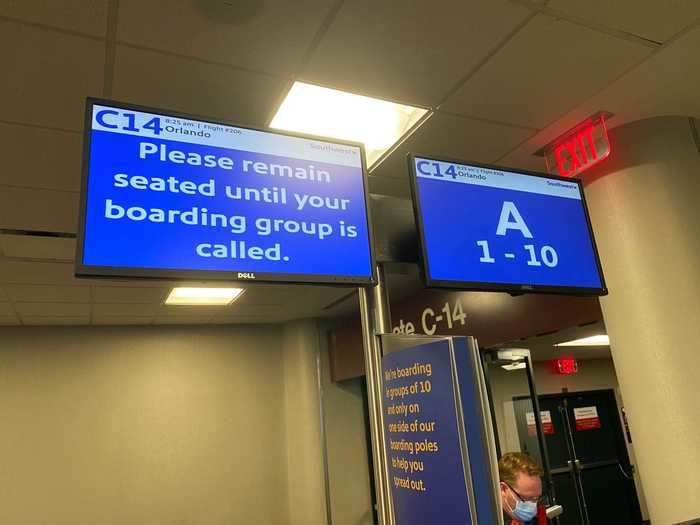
[544,113,611,178]
[381,337,499,525]
[382,340,472,524]
[574,406,601,430]
[526,411,554,436]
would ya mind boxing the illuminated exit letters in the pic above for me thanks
[545,115,611,178]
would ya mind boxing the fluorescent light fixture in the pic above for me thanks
[555,334,610,347]
[270,82,429,167]
[502,362,527,371]
[165,287,244,306]
[497,348,530,361]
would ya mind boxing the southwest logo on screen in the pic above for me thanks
[237,272,256,279]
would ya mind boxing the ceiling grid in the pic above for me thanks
[0,0,697,325]
[102,0,120,98]
[495,16,700,167]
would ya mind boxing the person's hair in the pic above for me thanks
[498,452,544,485]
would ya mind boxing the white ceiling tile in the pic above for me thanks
[498,26,700,168]
[153,316,214,325]
[158,305,227,317]
[0,0,109,37]
[0,188,78,233]
[14,302,91,317]
[495,150,549,173]
[294,286,356,311]
[0,235,76,260]
[371,112,534,183]
[0,20,104,130]
[0,260,75,285]
[548,0,700,43]
[573,26,700,126]
[442,14,652,129]
[93,286,167,304]
[93,316,152,325]
[213,304,286,319]
[209,314,292,324]
[232,284,350,313]
[235,285,302,305]
[92,303,158,317]
[4,284,90,303]
[0,316,19,325]
[117,0,335,75]
[0,123,82,191]
[20,315,90,325]
[79,278,177,288]
[303,0,531,106]
[112,45,287,127]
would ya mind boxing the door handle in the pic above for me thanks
[618,462,634,480]
[567,459,583,472]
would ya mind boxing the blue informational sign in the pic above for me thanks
[381,337,499,525]
[410,155,606,295]
[76,100,375,285]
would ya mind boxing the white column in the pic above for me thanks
[582,117,700,525]
[282,319,328,525]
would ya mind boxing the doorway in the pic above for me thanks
[514,389,643,525]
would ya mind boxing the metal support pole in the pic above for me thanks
[359,264,394,525]
[480,352,502,459]
[524,355,557,505]
[371,264,392,332]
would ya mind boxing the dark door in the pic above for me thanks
[515,390,643,525]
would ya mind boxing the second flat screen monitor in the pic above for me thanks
[409,155,606,295]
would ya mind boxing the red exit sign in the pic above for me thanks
[551,357,579,375]
[544,114,611,178]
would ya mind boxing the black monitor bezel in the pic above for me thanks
[408,153,608,296]
[75,97,377,287]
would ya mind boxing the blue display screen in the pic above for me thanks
[78,101,374,284]
[411,157,605,293]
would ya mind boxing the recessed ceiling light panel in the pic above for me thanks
[270,82,429,168]
[165,287,244,306]
[555,334,610,347]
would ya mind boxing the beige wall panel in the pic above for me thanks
[0,325,289,525]
[282,320,326,525]
[320,329,373,525]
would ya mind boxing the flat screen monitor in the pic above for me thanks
[409,154,607,295]
[76,99,375,285]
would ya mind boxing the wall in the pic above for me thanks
[282,320,327,525]
[320,329,374,525]
[490,358,621,453]
[0,324,291,525]
[582,116,700,524]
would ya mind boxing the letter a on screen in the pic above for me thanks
[496,201,533,238]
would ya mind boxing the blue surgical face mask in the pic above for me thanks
[512,499,538,522]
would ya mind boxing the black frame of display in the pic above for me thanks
[75,98,377,286]
[408,153,607,296]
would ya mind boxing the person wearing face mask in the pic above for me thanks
[498,452,548,525]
